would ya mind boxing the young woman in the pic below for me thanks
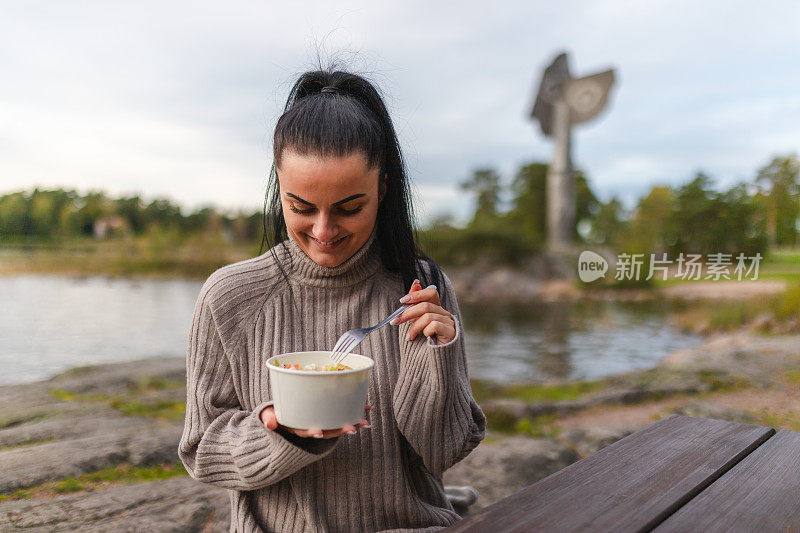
[179,69,486,532]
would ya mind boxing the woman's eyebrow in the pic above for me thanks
[285,193,366,206]
[332,193,366,206]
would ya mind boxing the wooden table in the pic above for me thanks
[445,414,800,532]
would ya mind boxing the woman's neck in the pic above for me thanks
[282,226,381,287]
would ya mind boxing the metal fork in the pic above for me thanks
[329,305,410,364]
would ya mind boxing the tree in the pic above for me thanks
[461,168,501,225]
[671,173,721,254]
[509,162,547,245]
[589,197,626,246]
[0,192,29,236]
[116,196,146,234]
[756,154,800,247]
[629,186,675,252]
[574,170,599,242]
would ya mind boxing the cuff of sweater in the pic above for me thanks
[231,401,339,480]
[399,320,461,386]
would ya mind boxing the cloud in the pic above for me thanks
[2,0,800,223]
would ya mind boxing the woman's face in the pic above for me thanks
[277,149,382,268]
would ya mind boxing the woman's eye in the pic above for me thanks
[338,207,362,216]
[289,205,314,215]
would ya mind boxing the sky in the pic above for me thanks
[2,1,800,224]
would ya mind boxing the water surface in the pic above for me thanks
[0,275,701,385]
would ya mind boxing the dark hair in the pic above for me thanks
[259,69,442,293]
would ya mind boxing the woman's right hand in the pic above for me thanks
[259,405,370,439]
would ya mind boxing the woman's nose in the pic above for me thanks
[312,214,338,242]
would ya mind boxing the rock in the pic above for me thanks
[480,382,705,424]
[0,414,135,448]
[0,477,228,532]
[45,358,186,398]
[0,420,182,493]
[673,402,757,425]
[658,333,800,388]
[443,436,578,509]
[560,425,640,457]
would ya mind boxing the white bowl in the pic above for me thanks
[265,351,374,430]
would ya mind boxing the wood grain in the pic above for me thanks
[445,415,774,533]
[655,429,800,532]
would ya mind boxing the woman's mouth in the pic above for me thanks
[309,234,347,250]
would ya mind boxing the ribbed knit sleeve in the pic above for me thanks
[178,278,339,492]
[391,272,486,477]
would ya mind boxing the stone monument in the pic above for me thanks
[531,52,615,252]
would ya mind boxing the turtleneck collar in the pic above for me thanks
[281,226,381,288]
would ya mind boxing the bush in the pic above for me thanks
[419,225,540,267]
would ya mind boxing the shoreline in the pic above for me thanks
[0,266,789,302]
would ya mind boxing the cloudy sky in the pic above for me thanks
[2,1,799,224]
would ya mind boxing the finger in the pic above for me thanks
[260,407,278,430]
[404,279,421,297]
[292,427,325,439]
[406,312,443,341]
[399,285,440,305]
[357,418,371,428]
[341,424,357,435]
[364,404,371,412]
[391,302,452,326]
[423,320,455,343]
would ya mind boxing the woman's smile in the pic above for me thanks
[308,234,348,250]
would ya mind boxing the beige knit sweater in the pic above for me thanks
[178,230,486,532]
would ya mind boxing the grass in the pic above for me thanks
[483,410,561,439]
[669,281,800,334]
[0,462,188,502]
[0,437,55,452]
[0,413,48,429]
[107,397,186,420]
[135,376,184,391]
[0,237,257,279]
[471,379,606,404]
[696,370,752,393]
[49,388,186,421]
[755,411,800,432]
[782,369,800,384]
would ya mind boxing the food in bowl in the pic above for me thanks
[273,360,352,371]
[266,351,373,430]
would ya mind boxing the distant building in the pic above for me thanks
[93,215,127,239]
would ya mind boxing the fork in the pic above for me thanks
[329,304,410,364]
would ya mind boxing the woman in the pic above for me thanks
[178,68,486,532]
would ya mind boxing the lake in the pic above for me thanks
[0,275,701,385]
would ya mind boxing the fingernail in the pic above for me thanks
[347,430,357,435]
[363,424,372,429]
[313,433,323,439]
[389,316,401,325]
[425,285,437,291]
[399,294,411,304]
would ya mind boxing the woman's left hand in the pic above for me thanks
[391,279,456,345]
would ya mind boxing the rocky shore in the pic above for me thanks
[2,330,799,531]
